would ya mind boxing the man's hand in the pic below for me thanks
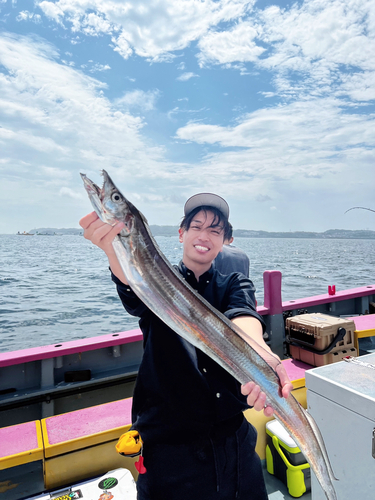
[79,212,124,253]
[79,211,128,285]
[241,363,293,417]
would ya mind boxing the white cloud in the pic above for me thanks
[38,0,252,61]
[80,12,113,36]
[59,187,83,199]
[17,11,42,23]
[0,32,172,211]
[339,71,375,101]
[175,97,375,198]
[34,0,375,107]
[1,0,374,233]
[195,0,375,104]
[38,1,65,24]
[176,72,199,81]
[198,22,265,66]
[42,166,72,179]
[114,89,160,111]
[112,33,133,59]
[89,63,111,73]
[258,0,375,72]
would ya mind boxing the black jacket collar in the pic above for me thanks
[177,261,215,290]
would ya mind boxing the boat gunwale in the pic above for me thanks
[0,328,143,368]
[1,281,374,368]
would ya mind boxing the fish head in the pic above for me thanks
[81,170,140,235]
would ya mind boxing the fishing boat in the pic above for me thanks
[1,270,374,500]
[16,231,34,236]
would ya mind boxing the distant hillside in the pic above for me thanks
[233,228,375,239]
[29,228,83,235]
[28,227,375,239]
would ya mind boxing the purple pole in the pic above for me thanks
[263,270,283,315]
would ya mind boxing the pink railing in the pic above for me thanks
[1,271,374,367]
[254,270,374,316]
[0,328,143,368]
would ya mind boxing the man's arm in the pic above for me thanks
[79,211,128,285]
[232,316,293,417]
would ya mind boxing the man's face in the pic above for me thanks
[179,210,225,269]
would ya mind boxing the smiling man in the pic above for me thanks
[179,194,231,273]
[79,192,292,500]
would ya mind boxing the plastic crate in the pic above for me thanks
[286,313,356,366]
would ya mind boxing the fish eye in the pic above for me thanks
[111,192,121,202]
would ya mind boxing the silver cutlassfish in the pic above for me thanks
[81,170,338,500]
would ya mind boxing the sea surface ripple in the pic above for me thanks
[1,234,374,352]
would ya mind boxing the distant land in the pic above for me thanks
[23,227,375,239]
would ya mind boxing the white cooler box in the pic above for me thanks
[305,352,375,500]
[27,468,136,500]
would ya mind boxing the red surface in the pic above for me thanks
[0,421,39,458]
[282,358,312,381]
[45,398,133,444]
[349,314,375,332]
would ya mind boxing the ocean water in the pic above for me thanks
[1,234,374,352]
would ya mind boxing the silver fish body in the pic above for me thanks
[81,170,338,500]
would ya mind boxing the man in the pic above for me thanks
[79,192,292,500]
[213,222,250,277]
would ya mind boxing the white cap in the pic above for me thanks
[184,193,229,219]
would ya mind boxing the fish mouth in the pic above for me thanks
[80,173,102,196]
[101,169,110,183]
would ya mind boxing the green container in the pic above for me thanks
[265,419,310,498]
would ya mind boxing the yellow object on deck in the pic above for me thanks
[116,430,143,457]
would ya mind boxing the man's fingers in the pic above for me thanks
[241,368,293,416]
[90,220,124,246]
[252,391,266,412]
[280,382,293,399]
[241,381,255,395]
[242,382,268,412]
[275,363,293,399]
[263,405,274,417]
[79,211,124,249]
[79,211,98,229]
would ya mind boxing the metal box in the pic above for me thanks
[286,313,357,366]
[305,352,375,499]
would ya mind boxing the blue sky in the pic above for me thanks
[0,0,374,234]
